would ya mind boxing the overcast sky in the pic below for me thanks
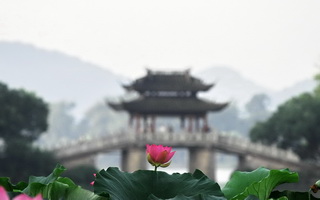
[1,0,320,90]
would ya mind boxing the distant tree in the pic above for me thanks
[233,93,272,136]
[209,100,269,137]
[245,93,270,122]
[75,101,128,137]
[48,102,76,137]
[0,81,57,182]
[250,89,320,161]
[0,82,48,143]
[209,103,241,133]
[314,73,320,97]
[37,102,76,147]
[0,140,57,182]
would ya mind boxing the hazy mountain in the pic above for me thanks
[195,66,272,108]
[0,41,126,117]
[269,79,317,110]
[0,41,316,118]
[196,66,317,111]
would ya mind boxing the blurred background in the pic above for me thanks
[1,0,320,189]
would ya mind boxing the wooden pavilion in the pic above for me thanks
[108,69,228,133]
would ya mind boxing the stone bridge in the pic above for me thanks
[52,131,311,179]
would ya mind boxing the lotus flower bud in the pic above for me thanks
[90,173,96,186]
[311,180,320,193]
[146,144,176,168]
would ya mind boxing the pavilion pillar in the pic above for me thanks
[150,115,156,133]
[121,146,146,172]
[143,115,148,133]
[188,116,193,133]
[129,114,133,128]
[180,116,185,130]
[202,114,209,133]
[189,147,215,180]
[237,155,250,171]
[136,114,141,133]
[195,116,200,132]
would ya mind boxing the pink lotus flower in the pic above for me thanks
[12,194,42,200]
[146,144,175,170]
[0,187,9,200]
[0,186,42,200]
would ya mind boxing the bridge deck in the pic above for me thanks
[52,131,306,169]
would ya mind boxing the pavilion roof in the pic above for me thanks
[108,97,228,116]
[123,69,213,93]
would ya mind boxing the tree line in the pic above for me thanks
[0,82,96,188]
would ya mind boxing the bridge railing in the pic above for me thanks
[52,131,300,163]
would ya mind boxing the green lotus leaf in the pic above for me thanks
[19,164,107,200]
[270,190,320,200]
[0,177,27,192]
[94,167,224,200]
[147,193,226,200]
[65,186,109,200]
[222,167,298,200]
[23,164,66,195]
